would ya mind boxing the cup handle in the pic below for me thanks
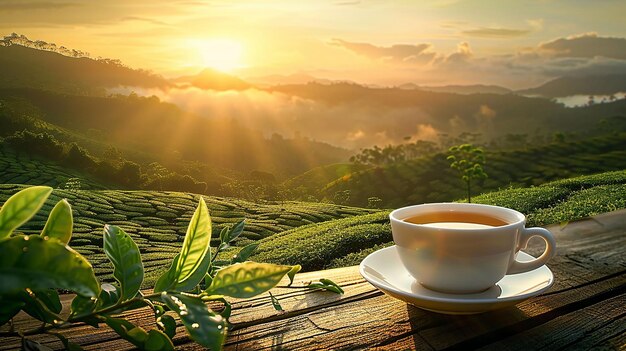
[507,227,557,274]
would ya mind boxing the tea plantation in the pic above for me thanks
[0,147,105,189]
[1,170,625,288]
[0,184,376,286]
[253,170,626,270]
[323,133,626,207]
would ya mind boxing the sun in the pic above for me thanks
[196,38,244,72]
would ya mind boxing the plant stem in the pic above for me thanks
[0,292,171,338]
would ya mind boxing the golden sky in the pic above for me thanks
[2,0,626,88]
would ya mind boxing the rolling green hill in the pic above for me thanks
[1,170,624,288]
[0,146,106,189]
[283,163,372,198]
[323,132,626,207]
[0,184,375,286]
[517,74,626,98]
[0,88,351,178]
[0,44,169,94]
[253,170,626,270]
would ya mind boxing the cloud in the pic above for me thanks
[445,19,541,38]
[121,16,169,26]
[539,33,626,60]
[462,27,531,38]
[330,38,436,65]
[0,1,77,11]
[413,124,438,142]
[444,42,472,64]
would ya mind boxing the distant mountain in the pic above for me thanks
[0,88,350,177]
[174,68,252,91]
[518,74,626,98]
[246,73,331,87]
[266,81,626,149]
[408,84,512,95]
[0,44,169,94]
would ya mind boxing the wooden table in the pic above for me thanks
[3,210,625,350]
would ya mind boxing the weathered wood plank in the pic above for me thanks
[477,294,626,351]
[218,272,625,351]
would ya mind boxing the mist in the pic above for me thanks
[109,86,440,150]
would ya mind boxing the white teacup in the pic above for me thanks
[390,203,556,294]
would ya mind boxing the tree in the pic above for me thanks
[446,144,488,203]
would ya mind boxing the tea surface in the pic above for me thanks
[403,211,509,227]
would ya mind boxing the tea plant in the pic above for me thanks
[0,186,343,350]
[447,144,488,203]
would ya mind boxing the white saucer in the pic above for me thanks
[359,245,554,314]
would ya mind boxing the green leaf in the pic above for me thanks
[0,186,52,240]
[70,294,96,319]
[0,298,24,326]
[20,289,63,324]
[287,265,301,286]
[18,289,63,324]
[156,314,177,339]
[161,292,227,351]
[204,274,213,288]
[224,220,245,244]
[97,283,121,309]
[268,291,283,312]
[145,329,174,351]
[41,199,73,245]
[34,288,62,314]
[230,242,259,264]
[206,262,292,298]
[103,225,143,301]
[154,254,180,293]
[0,235,100,297]
[175,198,212,284]
[104,317,148,349]
[174,245,211,292]
[218,227,228,243]
[307,278,344,294]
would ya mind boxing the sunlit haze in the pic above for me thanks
[2,0,626,88]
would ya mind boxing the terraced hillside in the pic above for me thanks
[283,163,372,197]
[324,132,626,207]
[0,146,105,189]
[2,170,624,289]
[253,170,626,270]
[0,185,376,286]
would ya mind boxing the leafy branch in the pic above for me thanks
[0,186,343,350]
[447,144,488,203]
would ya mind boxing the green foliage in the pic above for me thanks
[350,140,440,166]
[206,262,293,298]
[104,316,174,351]
[0,185,374,286]
[326,133,626,207]
[447,144,488,203]
[103,225,144,302]
[175,198,212,284]
[0,235,99,297]
[160,292,227,351]
[41,199,73,244]
[255,171,626,268]
[0,186,342,350]
[0,186,52,239]
[252,212,391,271]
